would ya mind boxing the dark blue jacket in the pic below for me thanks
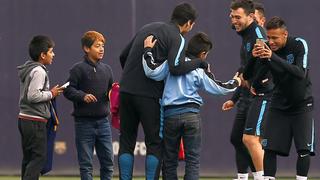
[64,56,113,118]
[231,22,273,105]
[268,37,313,112]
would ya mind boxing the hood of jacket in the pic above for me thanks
[17,60,45,83]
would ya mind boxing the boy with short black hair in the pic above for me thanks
[64,31,114,180]
[143,32,241,179]
[18,35,63,180]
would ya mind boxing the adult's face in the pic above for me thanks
[267,28,288,51]
[230,8,254,32]
[254,9,266,27]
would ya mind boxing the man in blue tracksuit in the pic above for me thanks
[143,32,241,180]
[223,1,274,179]
[252,16,315,180]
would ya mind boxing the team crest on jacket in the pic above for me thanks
[246,42,251,52]
[286,54,294,64]
[261,139,267,147]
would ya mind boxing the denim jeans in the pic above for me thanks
[75,117,114,180]
[163,112,201,180]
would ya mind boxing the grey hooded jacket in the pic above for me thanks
[17,60,52,120]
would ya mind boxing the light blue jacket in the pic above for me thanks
[142,51,239,107]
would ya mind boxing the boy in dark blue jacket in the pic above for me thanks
[64,31,114,180]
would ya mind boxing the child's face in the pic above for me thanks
[41,48,55,65]
[85,40,105,61]
[199,51,209,61]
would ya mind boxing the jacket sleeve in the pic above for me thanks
[27,66,52,103]
[242,57,256,80]
[198,69,239,95]
[63,66,86,102]
[243,28,269,82]
[230,87,241,103]
[269,40,307,79]
[251,61,272,89]
[142,47,169,81]
[167,34,206,75]
[119,39,134,69]
[242,38,267,81]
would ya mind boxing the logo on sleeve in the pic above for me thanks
[261,139,267,147]
[246,42,251,52]
[286,54,294,64]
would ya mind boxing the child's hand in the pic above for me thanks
[50,85,64,98]
[83,94,98,103]
[144,35,157,48]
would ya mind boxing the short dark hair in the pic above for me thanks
[254,1,265,17]
[171,3,197,26]
[230,0,255,15]
[81,31,105,49]
[28,35,54,61]
[186,32,213,57]
[266,16,287,30]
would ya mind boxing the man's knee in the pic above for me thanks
[242,134,260,147]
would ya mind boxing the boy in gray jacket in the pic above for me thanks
[17,35,63,180]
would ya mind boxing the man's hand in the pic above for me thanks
[250,86,257,96]
[83,94,98,103]
[259,43,272,59]
[252,42,265,57]
[222,100,235,111]
[232,72,241,87]
[239,73,250,89]
[50,85,64,98]
[252,42,272,59]
[144,35,157,48]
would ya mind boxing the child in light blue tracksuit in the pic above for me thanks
[142,32,241,180]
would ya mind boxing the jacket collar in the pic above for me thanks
[237,21,257,37]
[84,55,99,67]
